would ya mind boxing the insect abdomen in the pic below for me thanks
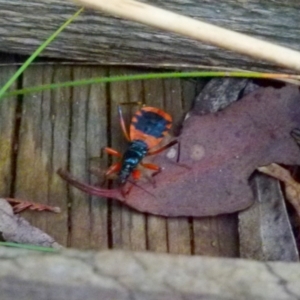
[118,140,148,184]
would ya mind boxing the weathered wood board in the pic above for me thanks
[0,63,239,256]
[0,64,17,197]
[0,0,299,72]
[2,248,300,300]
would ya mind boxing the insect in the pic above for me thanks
[103,105,178,193]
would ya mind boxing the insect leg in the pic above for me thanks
[140,163,162,187]
[118,105,131,141]
[118,101,146,141]
[147,140,180,162]
[131,169,141,181]
[122,169,141,196]
[103,147,122,157]
[105,162,121,177]
[141,162,161,172]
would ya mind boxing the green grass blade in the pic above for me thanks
[0,241,59,252]
[0,7,84,100]
[3,70,275,98]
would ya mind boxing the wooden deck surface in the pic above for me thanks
[0,63,239,255]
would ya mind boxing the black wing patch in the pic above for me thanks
[133,111,171,138]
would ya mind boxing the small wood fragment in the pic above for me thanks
[258,163,300,219]
[239,174,299,261]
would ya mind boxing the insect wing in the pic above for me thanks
[130,107,172,148]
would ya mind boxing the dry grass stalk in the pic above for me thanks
[74,0,300,72]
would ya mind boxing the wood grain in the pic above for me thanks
[15,66,71,246]
[13,65,109,249]
[193,216,238,257]
[0,0,299,71]
[239,174,299,261]
[0,64,17,197]
[68,66,108,249]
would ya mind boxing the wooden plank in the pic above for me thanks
[68,67,91,249]
[69,66,108,250]
[15,66,71,246]
[0,0,299,72]
[0,65,17,196]
[2,248,300,300]
[87,67,109,250]
[239,174,299,261]
[193,216,238,257]
[45,66,72,246]
[14,65,109,249]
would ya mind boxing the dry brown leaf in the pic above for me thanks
[59,85,300,217]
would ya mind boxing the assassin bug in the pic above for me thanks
[103,104,178,192]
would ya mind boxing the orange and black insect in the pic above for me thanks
[103,105,178,190]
